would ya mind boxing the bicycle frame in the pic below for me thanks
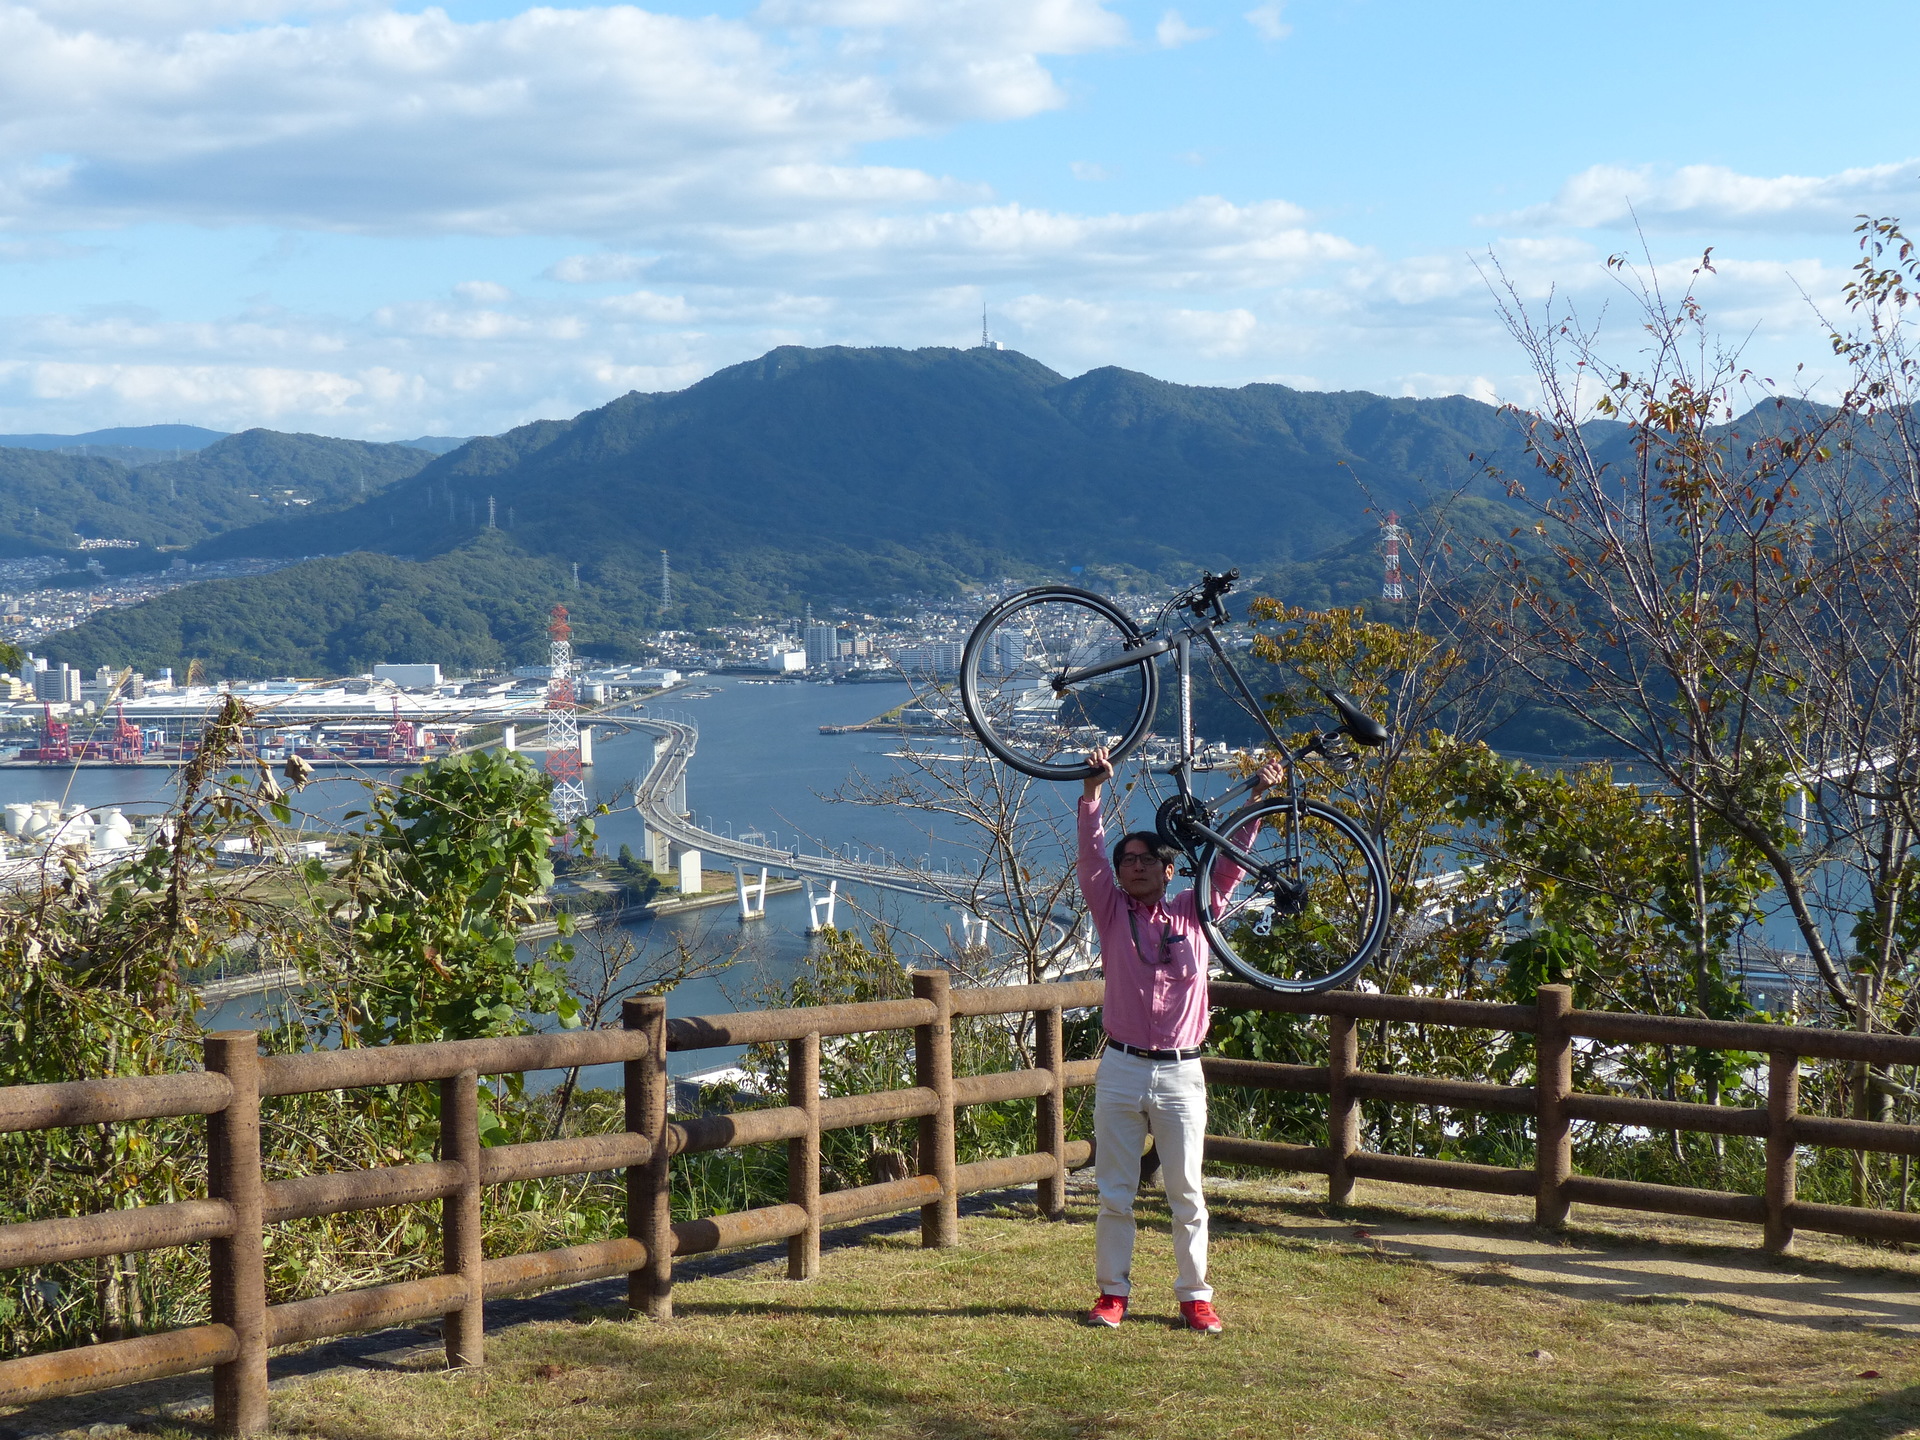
[1054,607,1305,881]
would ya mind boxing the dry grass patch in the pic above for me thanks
[151,1189,1920,1439]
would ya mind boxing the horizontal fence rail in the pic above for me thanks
[6,974,1920,1433]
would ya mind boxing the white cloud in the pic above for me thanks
[1070,160,1109,181]
[547,252,657,285]
[0,1,1122,235]
[598,196,1358,290]
[0,235,96,263]
[601,290,698,323]
[1244,2,1289,41]
[29,0,363,32]
[7,359,374,419]
[757,0,1129,58]
[1164,305,1256,354]
[372,301,586,342]
[1154,10,1212,48]
[1395,372,1503,405]
[1495,159,1920,233]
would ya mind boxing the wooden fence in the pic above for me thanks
[8,975,1920,1434]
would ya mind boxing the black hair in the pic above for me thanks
[1111,830,1178,874]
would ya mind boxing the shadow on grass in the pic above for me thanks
[671,1299,1217,1331]
[259,1330,1120,1440]
[1774,1386,1920,1438]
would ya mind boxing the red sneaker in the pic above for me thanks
[1180,1299,1224,1333]
[1085,1293,1128,1327]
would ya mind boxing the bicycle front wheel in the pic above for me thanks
[959,586,1157,781]
[1196,797,1390,993]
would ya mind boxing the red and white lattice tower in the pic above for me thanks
[544,604,588,826]
[1381,510,1406,602]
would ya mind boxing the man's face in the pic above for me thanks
[1116,840,1173,903]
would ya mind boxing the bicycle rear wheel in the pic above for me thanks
[959,586,1158,781]
[1196,797,1389,993]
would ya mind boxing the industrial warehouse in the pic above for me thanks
[0,657,684,767]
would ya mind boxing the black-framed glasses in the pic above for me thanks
[1117,853,1167,869]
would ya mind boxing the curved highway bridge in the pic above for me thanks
[626,713,966,905]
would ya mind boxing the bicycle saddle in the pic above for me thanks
[1323,689,1388,747]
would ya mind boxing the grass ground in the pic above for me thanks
[138,1179,1920,1440]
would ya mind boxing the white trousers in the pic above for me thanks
[1093,1048,1211,1302]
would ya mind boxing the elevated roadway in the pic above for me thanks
[626,713,962,904]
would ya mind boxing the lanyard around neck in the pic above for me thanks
[1127,904,1174,967]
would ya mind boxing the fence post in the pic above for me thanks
[913,969,958,1247]
[205,1031,267,1437]
[1535,984,1573,1229]
[1036,1005,1067,1220]
[1765,1050,1800,1254]
[1326,1011,1359,1207]
[440,1067,483,1367]
[789,1031,822,1279]
[625,995,673,1319]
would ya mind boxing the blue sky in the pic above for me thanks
[1,0,1915,438]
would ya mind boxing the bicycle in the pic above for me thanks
[958,568,1391,993]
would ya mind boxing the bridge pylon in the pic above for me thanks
[804,879,840,935]
[644,824,672,872]
[735,865,769,921]
[954,909,990,950]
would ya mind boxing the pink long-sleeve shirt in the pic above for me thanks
[1078,793,1248,1052]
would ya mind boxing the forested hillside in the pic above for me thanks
[46,533,937,676]
[191,345,1528,577]
[46,539,586,677]
[0,430,430,561]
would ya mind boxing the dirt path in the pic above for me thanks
[1208,1174,1920,1335]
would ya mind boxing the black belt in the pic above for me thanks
[1111,1041,1204,1062]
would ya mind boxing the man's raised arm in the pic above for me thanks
[1202,754,1288,916]
[1078,746,1123,917]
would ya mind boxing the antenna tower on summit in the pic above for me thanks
[979,306,1000,351]
[1381,511,1406,602]
[660,550,672,611]
[544,605,587,828]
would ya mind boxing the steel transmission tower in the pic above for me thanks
[544,604,588,828]
[660,550,672,611]
[1381,511,1406,601]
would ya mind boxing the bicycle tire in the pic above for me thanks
[959,586,1158,781]
[1195,797,1390,993]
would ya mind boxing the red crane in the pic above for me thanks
[384,695,419,762]
[112,703,144,763]
[36,703,72,765]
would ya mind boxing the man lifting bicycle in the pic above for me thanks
[1077,745,1285,1334]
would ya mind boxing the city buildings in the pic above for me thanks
[32,663,82,704]
[372,663,443,689]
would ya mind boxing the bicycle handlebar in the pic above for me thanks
[1191,567,1239,622]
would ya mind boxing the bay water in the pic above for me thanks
[0,677,1110,1084]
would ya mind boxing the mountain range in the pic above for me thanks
[37,345,1539,677]
[0,429,437,562]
